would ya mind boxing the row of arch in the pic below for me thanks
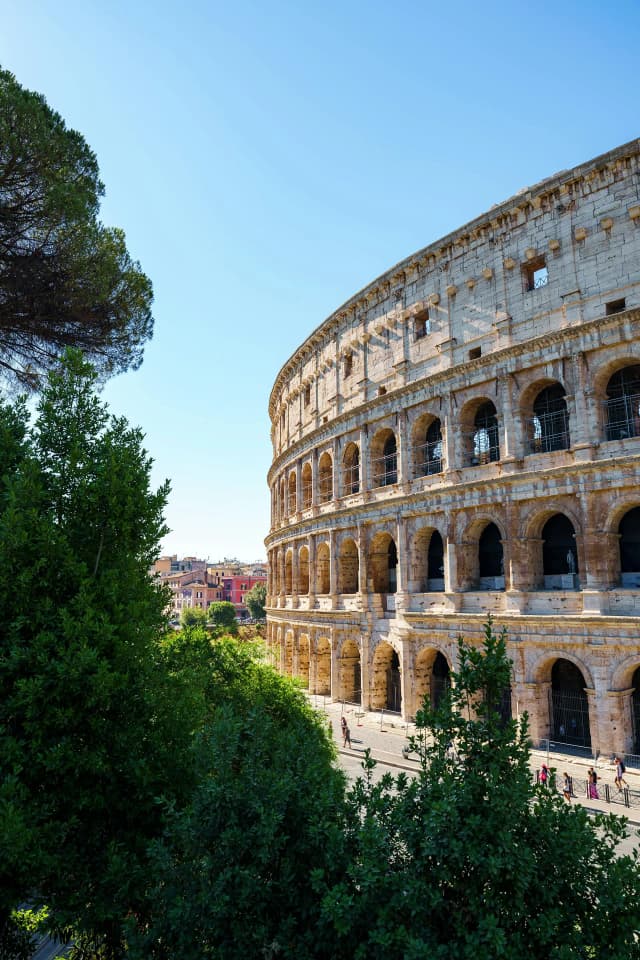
[271,632,640,755]
[269,507,640,596]
[272,363,640,522]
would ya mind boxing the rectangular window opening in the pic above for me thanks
[469,347,482,360]
[344,353,353,378]
[523,257,548,292]
[414,310,431,340]
[303,384,311,407]
[605,298,626,315]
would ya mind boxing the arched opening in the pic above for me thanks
[316,542,330,594]
[279,478,286,518]
[372,429,398,487]
[470,402,499,465]
[298,635,310,687]
[343,443,360,495]
[298,546,309,594]
[315,637,331,695]
[478,522,504,589]
[284,550,293,594]
[415,418,443,477]
[620,507,640,587]
[431,652,451,710]
[542,514,578,588]
[301,462,312,509]
[370,533,398,594]
[318,453,333,502]
[284,632,294,676]
[338,538,359,594]
[549,659,591,747]
[339,640,361,704]
[631,666,640,755]
[371,643,401,712]
[529,384,570,453]
[605,364,640,440]
[427,531,445,590]
[288,472,297,513]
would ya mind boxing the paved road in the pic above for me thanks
[310,695,640,859]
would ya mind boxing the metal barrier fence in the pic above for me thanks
[535,769,639,809]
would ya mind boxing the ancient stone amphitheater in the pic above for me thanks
[266,139,640,760]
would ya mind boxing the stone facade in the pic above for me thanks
[265,139,640,760]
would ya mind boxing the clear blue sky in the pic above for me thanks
[2,1,639,561]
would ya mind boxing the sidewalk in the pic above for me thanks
[309,695,640,826]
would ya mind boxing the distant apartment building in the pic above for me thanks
[155,556,267,620]
[162,570,225,619]
[153,555,208,575]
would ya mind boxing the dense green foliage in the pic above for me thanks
[245,580,267,620]
[128,637,347,960]
[208,599,238,633]
[318,621,640,959]
[0,68,153,387]
[0,352,190,955]
[180,604,208,628]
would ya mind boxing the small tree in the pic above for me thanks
[321,620,640,959]
[245,580,267,620]
[207,600,237,634]
[180,606,208,628]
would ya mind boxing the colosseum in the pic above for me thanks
[265,138,640,762]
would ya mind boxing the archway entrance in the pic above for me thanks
[632,667,640,756]
[542,514,578,588]
[339,640,361,704]
[479,522,504,589]
[620,507,640,587]
[371,642,401,712]
[549,659,591,747]
[431,652,450,710]
[315,637,331,695]
[298,635,309,688]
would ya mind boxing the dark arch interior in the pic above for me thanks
[472,402,499,464]
[606,365,640,440]
[431,652,450,710]
[550,658,590,747]
[479,522,503,578]
[531,384,570,452]
[620,507,640,573]
[542,514,578,576]
[427,531,444,587]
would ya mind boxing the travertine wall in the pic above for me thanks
[265,139,640,760]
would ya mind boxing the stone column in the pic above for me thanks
[360,636,371,711]
[395,513,409,611]
[396,409,409,487]
[357,522,369,606]
[278,548,285,606]
[291,541,299,603]
[499,372,520,462]
[442,392,460,475]
[333,435,340,499]
[602,689,634,758]
[569,351,594,456]
[359,425,370,494]
[330,634,340,701]
[329,528,338,600]
[311,447,319,508]
[307,534,316,608]
[295,459,302,514]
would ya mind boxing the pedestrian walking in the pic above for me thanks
[340,715,347,735]
[614,756,628,792]
[539,763,550,787]
[562,772,572,803]
[342,723,352,749]
[587,766,599,800]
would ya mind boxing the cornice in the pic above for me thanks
[268,139,640,418]
[266,306,640,485]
